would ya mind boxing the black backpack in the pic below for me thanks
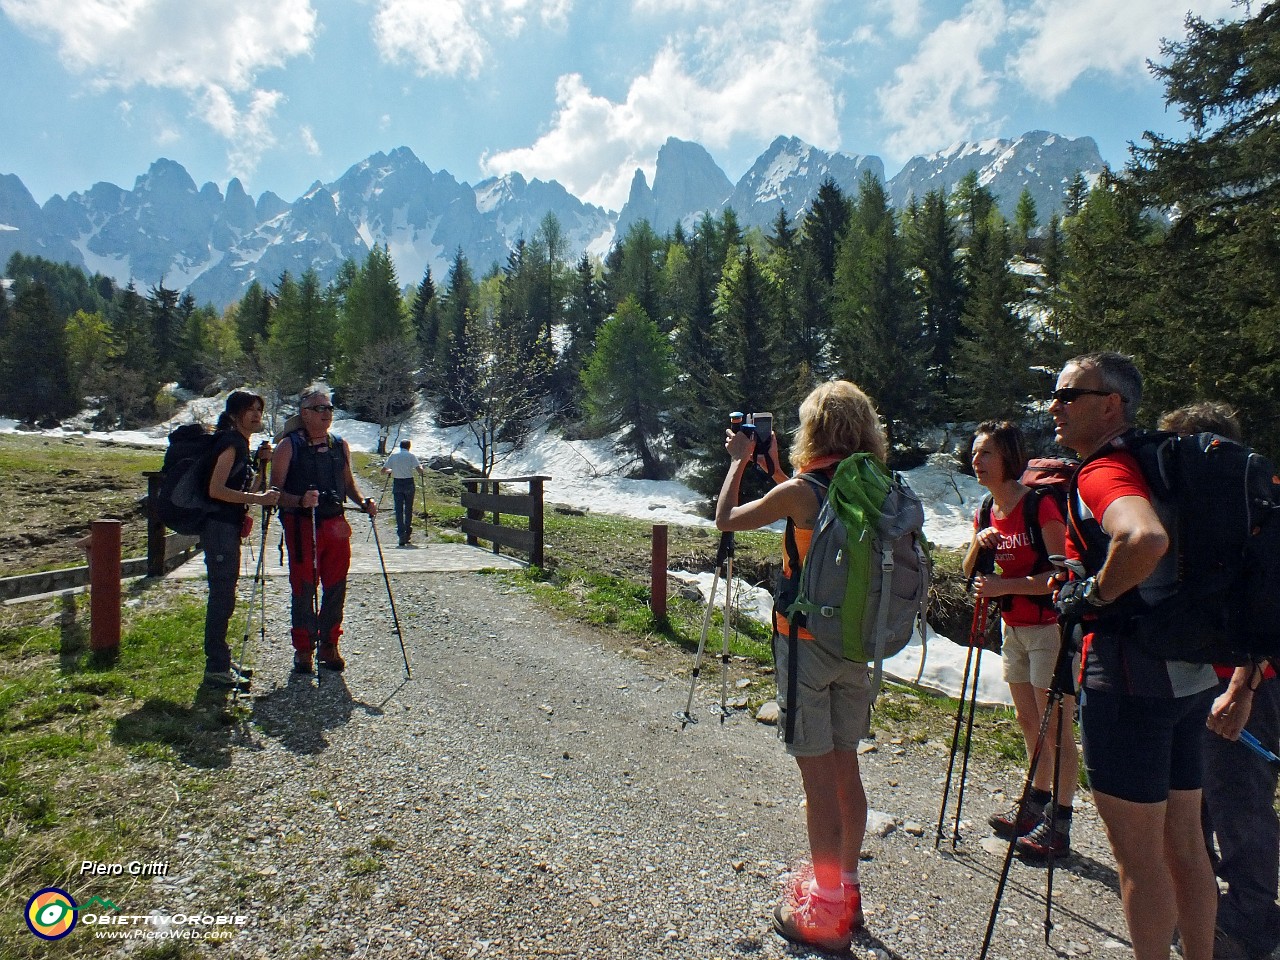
[154,424,218,535]
[977,457,1076,611]
[1068,429,1280,665]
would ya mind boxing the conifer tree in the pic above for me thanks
[832,178,928,449]
[582,297,673,479]
[0,282,76,422]
[906,189,966,417]
[951,216,1041,421]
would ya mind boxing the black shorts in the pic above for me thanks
[1079,686,1215,804]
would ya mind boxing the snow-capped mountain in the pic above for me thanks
[725,136,885,231]
[886,131,1104,219]
[0,131,1106,308]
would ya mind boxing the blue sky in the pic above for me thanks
[0,0,1241,212]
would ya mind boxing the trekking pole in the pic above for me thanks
[310,494,322,686]
[1240,729,1280,769]
[951,611,988,848]
[716,532,739,721]
[675,531,733,728]
[366,509,412,678]
[232,509,273,705]
[366,472,392,543]
[420,481,429,541]
[1042,685,1069,944]
[934,596,990,847]
[979,619,1076,960]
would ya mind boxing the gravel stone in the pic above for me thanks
[139,569,1134,959]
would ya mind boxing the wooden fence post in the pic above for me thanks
[144,471,165,577]
[530,478,545,568]
[89,519,122,653]
[651,524,667,619]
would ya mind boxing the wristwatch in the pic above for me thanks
[1082,577,1113,607]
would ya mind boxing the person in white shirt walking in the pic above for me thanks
[382,440,425,546]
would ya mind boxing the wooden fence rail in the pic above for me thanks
[460,475,549,567]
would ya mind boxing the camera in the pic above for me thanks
[729,411,774,458]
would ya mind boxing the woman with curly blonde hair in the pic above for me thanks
[716,379,886,953]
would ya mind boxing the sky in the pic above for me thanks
[0,0,1241,213]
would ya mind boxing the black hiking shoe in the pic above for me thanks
[203,669,251,692]
[1016,813,1071,859]
[989,797,1045,839]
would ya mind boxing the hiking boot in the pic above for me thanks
[203,669,250,692]
[772,885,852,953]
[1016,812,1071,859]
[989,796,1045,839]
[1211,927,1255,960]
[319,643,346,672]
[789,874,865,932]
[292,651,314,674]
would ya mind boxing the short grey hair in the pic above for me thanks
[1067,352,1142,423]
[300,385,330,406]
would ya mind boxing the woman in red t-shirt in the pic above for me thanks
[962,421,1080,857]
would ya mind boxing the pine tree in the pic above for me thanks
[1124,2,1280,453]
[906,189,966,417]
[832,178,929,449]
[582,297,674,479]
[0,282,76,422]
[951,216,1041,421]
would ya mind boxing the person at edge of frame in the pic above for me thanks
[962,420,1081,857]
[382,439,425,547]
[715,380,880,954]
[1156,401,1279,960]
[1050,351,1218,960]
[202,391,279,691]
[270,387,377,675]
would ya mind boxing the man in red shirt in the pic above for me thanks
[1051,353,1218,960]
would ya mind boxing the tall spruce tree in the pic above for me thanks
[1124,2,1280,454]
[582,297,674,479]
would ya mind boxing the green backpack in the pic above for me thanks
[778,453,932,707]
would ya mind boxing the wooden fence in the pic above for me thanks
[0,472,200,604]
[460,475,549,567]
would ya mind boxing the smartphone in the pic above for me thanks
[751,412,773,449]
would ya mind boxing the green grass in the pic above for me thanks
[0,582,241,957]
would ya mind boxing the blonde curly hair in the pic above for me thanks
[789,380,888,470]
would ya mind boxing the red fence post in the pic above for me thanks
[651,524,668,619]
[89,519,122,653]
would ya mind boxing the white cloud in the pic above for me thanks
[300,125,321,157]
[1008,0,1238,99]
[481,0,841,210]
[1,0,316,176]
[875,0,1008,160]
[372,0,571,77]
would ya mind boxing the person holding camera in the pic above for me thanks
[271,388,377,674]
[381,439,425,546]
[201,391,279,690]
[715,381,881,953]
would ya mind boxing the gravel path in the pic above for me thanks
[137,568,1134,960]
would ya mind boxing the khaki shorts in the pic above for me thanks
[1002,621,1064,688]
[773,632,872,757]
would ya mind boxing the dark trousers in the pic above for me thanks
[1203,674,1280,956]
[201,518,242,672]
[392,478,415,543]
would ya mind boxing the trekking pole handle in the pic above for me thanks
[1240,730,1280,768]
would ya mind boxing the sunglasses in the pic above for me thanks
[304,404,334,413]
[1049,388,1125,404]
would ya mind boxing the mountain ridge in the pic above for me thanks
[0,131,1105,307]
